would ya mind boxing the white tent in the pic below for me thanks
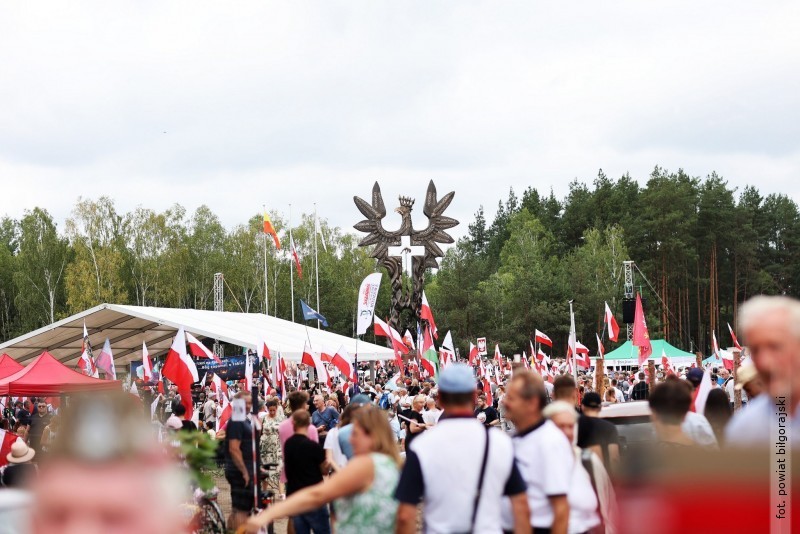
[0,304,395,366]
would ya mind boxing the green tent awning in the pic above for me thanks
[595,339,697,366]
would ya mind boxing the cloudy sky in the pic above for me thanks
[1,2,798,240]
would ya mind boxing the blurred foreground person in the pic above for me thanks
[31,393,187,534]
[726,296,800,446]
[648,379,695,449]
[543,401,618,534]
[243,406,401,534]
[394,364,530,534]
[503,370,571,534]
[2,439,37,488]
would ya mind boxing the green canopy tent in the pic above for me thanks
[591,339,697,367]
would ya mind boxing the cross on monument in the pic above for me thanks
[387,235,426,276]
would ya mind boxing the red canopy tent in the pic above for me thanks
[0,351,121,395]
[0,353,24,380]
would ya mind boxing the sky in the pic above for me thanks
[1,2,798,241]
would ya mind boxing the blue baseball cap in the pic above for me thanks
[438,364,477,394]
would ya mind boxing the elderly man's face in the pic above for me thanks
[745,309,800,397]
[33,461,184,534]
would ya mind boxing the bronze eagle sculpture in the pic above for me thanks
[353,181,458,331]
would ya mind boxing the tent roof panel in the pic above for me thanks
[0,304,395,367]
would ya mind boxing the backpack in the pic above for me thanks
[379,392,390,410]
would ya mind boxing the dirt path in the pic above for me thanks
[213,473,289,534]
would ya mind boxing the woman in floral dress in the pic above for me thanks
[259,398,284,491]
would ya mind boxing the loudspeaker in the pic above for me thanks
[622,298,636,323]
[622,297,648,323]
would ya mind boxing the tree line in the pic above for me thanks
[1,166,798,360]
[427,167,799,358]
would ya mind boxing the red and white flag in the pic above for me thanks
[78,322,98,378]
[727,323,743,351]
[420,291,438,338]
[534,329,553,347]
[468,342,479,365]
[537,348,551,365]
[141,342,153,382]
[95,338,116,380]
[0,430,18,468]
[161,327,199,418]
[661,349,676,377]
[374,316,408,370]
[186,332,223,364]
[494,344,503,363]
[402,329,416,351]
[301,342,330,387]
[568,341,591,368]
[332,345,356,380]
[290,234,303,279]
[604,302,620,342]
[211,373,229,399]
[217,393,231,433]
[482,378,493,406]
[691,369,712,414]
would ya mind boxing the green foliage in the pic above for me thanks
[0,168,797,362]
[174,430,219,492]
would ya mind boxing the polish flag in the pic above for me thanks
[211,373,229,399]
[374,316,409,368]
[290,235,303,279]
[727,323,743,351]
[402,330,416,351]
[596,333,605,359]
[301,342,330,387]
[161,327,199,418]
[141,342,153,382]
[691,370,712,414]
[494,344,503,363]
[78,322,98,378]
[537,349,551,366]
[661,349,676,377]
[217,394,232,433]
[186,332,223,364]
[332,346,356,380]
[320,350,334,363]
[0,431,19,468]
[95,338,116,380]
[482,378,493,406]
[604,302,620,342]
[521,351,531,370]
[534,330,553,347]
[568,341,591,368]
[256,337,271,362]
[468,343,479,365]
[420,291,438,338]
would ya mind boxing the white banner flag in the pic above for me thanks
[356,272,382,336]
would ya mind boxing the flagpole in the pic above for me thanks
[264,204,269,315]
[314,203,320,330]
[289,204,295,323]
[569,300,577,381]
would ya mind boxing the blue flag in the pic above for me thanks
[300,300,328,327]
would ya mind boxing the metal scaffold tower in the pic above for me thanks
[213,273,224,358]
[623,261,635,341]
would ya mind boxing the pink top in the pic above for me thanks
[278,417,319,482]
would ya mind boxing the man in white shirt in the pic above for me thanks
[502,370,571,534]
[395,364,529,534]
[726,296,800,446]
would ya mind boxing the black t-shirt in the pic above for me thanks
[181,420,198,432]
[401,409,426,449]
[474,406,499,428]
[284,434,325,495]
[224,419,256,474]
[631,381,649,401]
[15,408,31,427]
[577,414,619,466]
[28,414,51,449]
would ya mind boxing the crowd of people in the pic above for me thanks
[0,294,795,533]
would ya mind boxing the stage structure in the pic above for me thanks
[353,181,458,331]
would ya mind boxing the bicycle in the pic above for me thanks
[253,462,280,534]
[190,486,226,534]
